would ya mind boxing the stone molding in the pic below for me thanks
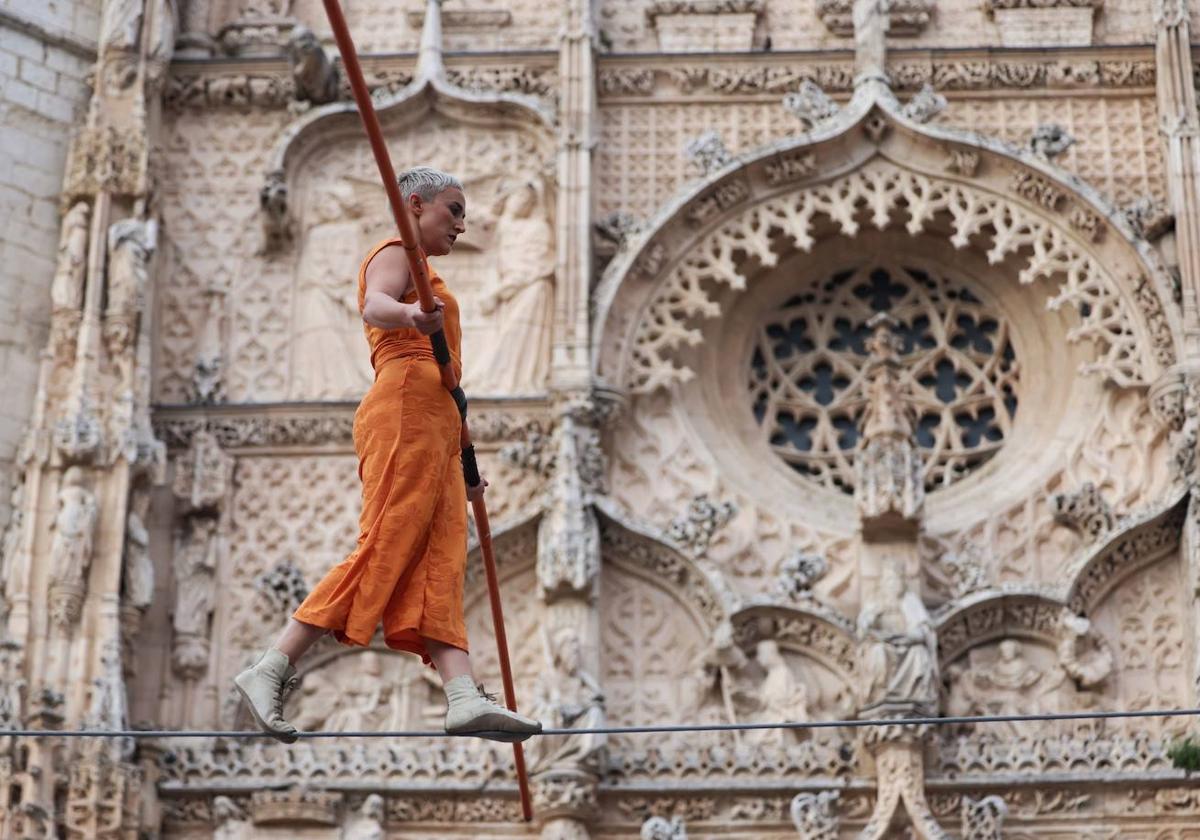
[152,401,552,451]
[596,48,1154,98]
[165,53,559,110]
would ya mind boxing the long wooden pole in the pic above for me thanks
[319,0,534,821]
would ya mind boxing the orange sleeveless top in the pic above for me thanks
[357,237,463,378]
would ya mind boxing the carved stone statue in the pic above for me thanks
[287,26,339,105]
[289,181,374,400]
[51,202,90,313]
[48,467,98,624]
[213,795,253,840]
[743,640,809,746]
[171,515,221,678]
[122,486,154,611]
[528,626,606,774]
[641,815,687,840]
[857,566,938,713]
[105,217,157,356]
[343,794,385,840]
[477,181,554,394]
[172,430,233,515]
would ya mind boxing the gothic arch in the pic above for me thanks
[593,96,1180,397]
[1064,493,1187,615]
[934,589,1070,669]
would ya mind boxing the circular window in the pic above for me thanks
[747,262,1019,493]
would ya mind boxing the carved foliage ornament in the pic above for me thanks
[622,162,1167,394]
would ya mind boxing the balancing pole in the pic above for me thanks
[320,0,534,822]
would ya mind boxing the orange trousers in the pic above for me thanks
[293,356,469,665]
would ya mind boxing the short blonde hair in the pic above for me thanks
[397,166,463,201]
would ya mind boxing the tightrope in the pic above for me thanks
[3,706,1198,739]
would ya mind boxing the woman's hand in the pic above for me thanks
[405,297,445,335]
[466,474,489,502]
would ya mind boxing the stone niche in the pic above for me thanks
[647,0,764,52]
[986,0,1102,48]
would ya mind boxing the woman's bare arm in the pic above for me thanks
[361,245,444,333]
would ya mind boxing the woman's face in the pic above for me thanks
[413,186,467,256]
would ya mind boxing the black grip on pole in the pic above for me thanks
[430,330,452,366]
[450,387,468,419]
[462,444,481,487]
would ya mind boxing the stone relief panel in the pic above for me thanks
[462,529,543,710]
[933,384,1172,586]
[215,454,359,721]
[934,95,1165,208]
[599,559,717,751]
[943,637,1101,735]
[286,0,560,53]
[285,647,441,734]
[598,95,1163,229]
[596,102,797,221]
[1090,551,1188,735]
[606,390,857,606]
[293,114,555,399]
[158,108,292,404]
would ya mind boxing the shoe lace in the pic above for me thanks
[273,675,300,719]
[476,683,500,705]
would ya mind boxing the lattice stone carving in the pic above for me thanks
[748,263,1018,493]
[748,264,1012,492]
[626,162,1161,393]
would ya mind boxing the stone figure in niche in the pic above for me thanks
[946,636,1099,736]
[287,26,339,105]
[171,515,222,677]
[289,181,375,400]
[528,626,606,773]
[51,202,90,313]
[49,467,98,596]
[857,566,938,712]
[343,794,385,840]
[291,651,434,732]
[106,217,158,351]
[735,640,809,746]
[476,181,554,394]
[122,486,154,611]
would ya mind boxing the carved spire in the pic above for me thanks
[855,313,924,534]
[416,0,447,84]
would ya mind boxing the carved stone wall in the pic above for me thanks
[0,6,99,531]
[4,0,1200,837]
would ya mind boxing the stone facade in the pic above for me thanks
[0,2,100,530]
[2,0,1200,837]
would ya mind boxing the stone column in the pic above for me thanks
[0,1,170,833]
[1156,0,1200,709]
[551,0,597,390]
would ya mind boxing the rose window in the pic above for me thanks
[748,263,1019,493]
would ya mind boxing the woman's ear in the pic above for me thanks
[408,193,423,217]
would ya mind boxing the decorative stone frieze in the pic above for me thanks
[646,0,763,53]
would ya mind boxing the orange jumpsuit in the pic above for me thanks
[293,237,469,665]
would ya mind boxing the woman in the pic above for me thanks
[235,167,541,743]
